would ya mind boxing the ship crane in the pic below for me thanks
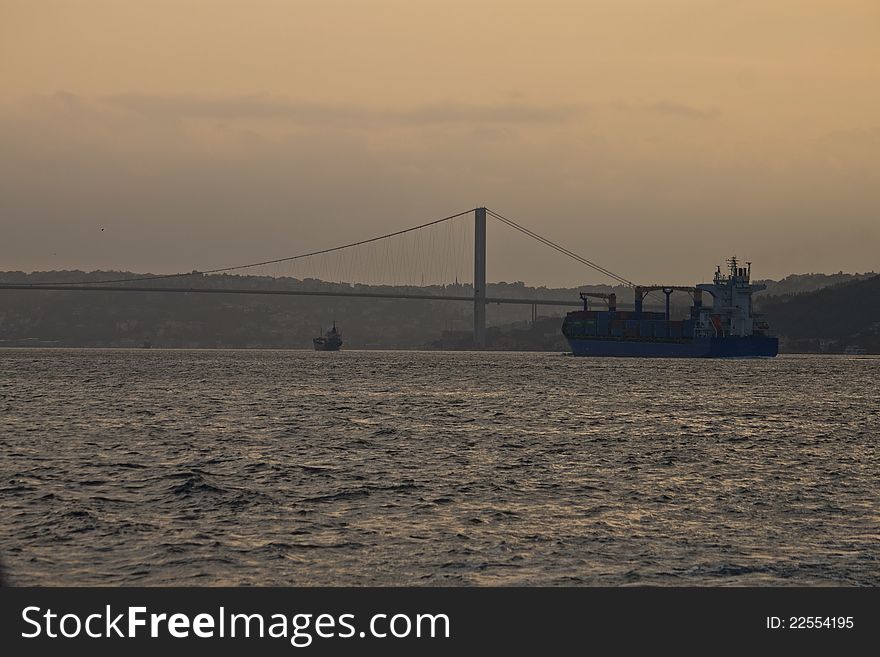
[579,292,617,312]
[634,285,703,320]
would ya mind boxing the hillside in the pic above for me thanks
[758,275,880,353]
[755,272,874,298]
[2,270,876,351]
[0,270,590,349]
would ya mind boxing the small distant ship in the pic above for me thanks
[313,321,343,351]
[562,257,779,358]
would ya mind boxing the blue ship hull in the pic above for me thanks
[566,335,778,358]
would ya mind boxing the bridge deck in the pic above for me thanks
[0,284,583,307]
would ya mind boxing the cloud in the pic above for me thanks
[611,100,720,119]
[100,93,583,126]
[8,92,720,136]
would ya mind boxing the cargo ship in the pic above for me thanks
[562,257,778,358]
[313,321,343,351]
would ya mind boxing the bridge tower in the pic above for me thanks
[474,207,487,347]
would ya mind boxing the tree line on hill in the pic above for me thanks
[0,270,876,352]
[755,274,880,354]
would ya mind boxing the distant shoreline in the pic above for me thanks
[0,345,875,356]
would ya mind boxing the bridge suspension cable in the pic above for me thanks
[22,208,477,287]
[485,209,634,287]
[10,205,638,289]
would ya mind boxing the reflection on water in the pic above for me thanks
[0,349,877,585]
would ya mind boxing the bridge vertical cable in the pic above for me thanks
[485,209,634,287]
[4,206,639,296]
[14,208,478,288]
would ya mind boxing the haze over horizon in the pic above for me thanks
[1,1,878,286]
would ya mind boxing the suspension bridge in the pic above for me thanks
[0,207,636,347]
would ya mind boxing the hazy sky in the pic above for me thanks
[1,0,878,286]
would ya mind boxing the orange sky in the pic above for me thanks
[1,1,878,284]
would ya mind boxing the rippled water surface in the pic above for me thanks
[1,349,877,585]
